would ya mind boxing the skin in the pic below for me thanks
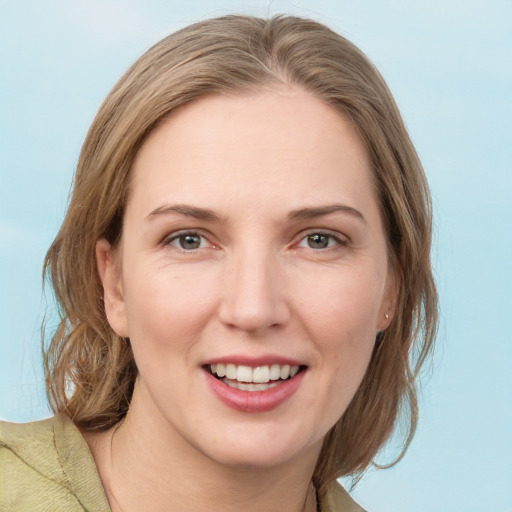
[86,86,395,512]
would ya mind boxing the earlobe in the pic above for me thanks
[376,309,393,333]
[96,239,129,338]
[377,269,399,332]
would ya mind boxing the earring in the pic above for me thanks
[385,313,389,320]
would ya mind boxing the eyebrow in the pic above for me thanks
[145,202,365,223]
[146,204,221,221]
[288,204,366,223]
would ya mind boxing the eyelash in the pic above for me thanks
[164,231,213,251]
[162,230,348,252]
[296,231,348,250]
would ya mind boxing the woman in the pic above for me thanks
[0,15,437,511]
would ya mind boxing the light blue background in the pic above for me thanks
[1,1,511,510]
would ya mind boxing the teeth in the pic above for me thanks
[253,366,270,383]
[226,363,237,380]
[237,365,253,382]
[209,363,301,384]
[223,379,281,391]
[269,364,281,380]
[280,365,290,379]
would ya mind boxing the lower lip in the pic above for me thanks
[204,370,305,412]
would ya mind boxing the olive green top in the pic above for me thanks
[0,415,365,511]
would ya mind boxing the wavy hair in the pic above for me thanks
[43,14,438,498]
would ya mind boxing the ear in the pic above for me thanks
[96,239,129,338]
[376,266,399,332]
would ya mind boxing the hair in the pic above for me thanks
[43,14,437,498]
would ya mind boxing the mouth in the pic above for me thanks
[204,363,307,392]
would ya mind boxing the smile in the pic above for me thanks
[210,363,300,384]
[209,363,300,388]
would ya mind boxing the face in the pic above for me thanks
[97,86,395,470]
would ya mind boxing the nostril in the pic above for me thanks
[217,266,290,332]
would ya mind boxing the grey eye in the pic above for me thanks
[179,234,201,249]
[307,234,330,249]
[169,233,204,250]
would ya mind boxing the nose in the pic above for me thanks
[218,248,290,333]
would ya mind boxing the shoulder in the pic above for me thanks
[321,480,366,512]
[0,415,111,511]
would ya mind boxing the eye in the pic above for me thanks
[298,232,345,250]
[166,231,210,251]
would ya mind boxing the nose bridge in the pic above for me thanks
[219,241,288,332]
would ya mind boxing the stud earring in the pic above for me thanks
[385,313,389,320]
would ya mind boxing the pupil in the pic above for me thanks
[180,234,200,249]
[308,234,328,249]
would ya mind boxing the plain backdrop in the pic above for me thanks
[1,1,511,511]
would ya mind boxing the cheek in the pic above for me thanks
[122,263,220,359]
[299,265,384,348]
[296,266,383,401]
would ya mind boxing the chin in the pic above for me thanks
[207,447,300,471]
[194,427,322,471]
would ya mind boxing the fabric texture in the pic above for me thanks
[0,415,365,511]
[0,415,111,511]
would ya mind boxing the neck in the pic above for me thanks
[84,381,321,512]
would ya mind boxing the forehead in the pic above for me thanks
[128,86,377,220]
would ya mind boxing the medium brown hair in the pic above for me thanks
[44,14,437,496]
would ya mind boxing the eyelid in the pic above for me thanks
[162,229,216,250]
[297,229,349,244]
[160,227,349,251]
[293,230,350,252]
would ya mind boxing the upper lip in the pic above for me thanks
[201,354,306,368]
